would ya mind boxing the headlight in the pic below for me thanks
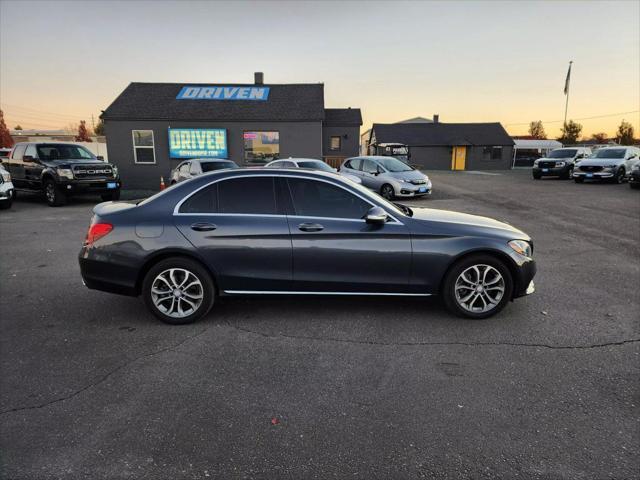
[603,165,616,172]
[1,172,9,182]
[111,165,118,177]
[56,168,74,180]
[508,240,532,258]
[533,160,539,166]
[555,161,566,167]
[632,164,640,171]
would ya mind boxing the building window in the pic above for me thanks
[132,130,155,164]
[243,131,279,165]
[483,146,502,160]
[330,136,341,151]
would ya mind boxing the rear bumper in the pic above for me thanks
[79,254,138,296]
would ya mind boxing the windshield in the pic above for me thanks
[297,160,334,172]
[200,161,237,172]
[548,149,577,159]
[36,144,95,160]
[375,157,413,172]
[592,149,626,159]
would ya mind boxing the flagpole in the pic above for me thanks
[563,60,573,131]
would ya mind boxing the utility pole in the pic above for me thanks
[91,114,95,132]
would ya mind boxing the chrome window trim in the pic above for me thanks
[172,173,404,224]
[223,290,430,297]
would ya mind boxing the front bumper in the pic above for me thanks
[532,165,570,177]
[512,257,537,299]
[627,171,640,184]
[573,170,615,180]
[59,179,121,194]
[0,180,14,200]
[396,181,432,197]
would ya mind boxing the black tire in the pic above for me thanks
[44,178,67,207]
[532,173,542,180]
[101,190,121,202]
[630,182,640,189]
[380,183,395,200]
[442,254,514,320]
[142,257,215,325]
[614,167,625,184]
[560,168,572,180]
[0,198,11,210]
[574,177,584,184]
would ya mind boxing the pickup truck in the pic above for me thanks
[4,142,121,206]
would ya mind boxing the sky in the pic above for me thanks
[0,0,638,138]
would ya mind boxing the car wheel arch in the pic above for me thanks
[135,249,220,295]
[438,248,520,299]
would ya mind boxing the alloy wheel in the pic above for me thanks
[381,185,394,200]
[454,264,505,314]
[45,183,55,203]
[150,268,204,318]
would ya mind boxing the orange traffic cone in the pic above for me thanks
[159,176,166,191]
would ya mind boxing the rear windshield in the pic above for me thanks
[297,160,334,172]
[592,149,626,159]
[37,144,95,160]
[200,161,237,172]
[548,149,577,158]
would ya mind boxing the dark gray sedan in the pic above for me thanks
[79,169,536,324]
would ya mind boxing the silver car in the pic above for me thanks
[340,156,432,200]
[265,158,362,184]
[170,158,238,184]
[573,146,640,184]
[0,164,14,209]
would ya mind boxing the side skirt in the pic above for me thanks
[222,290,432,297]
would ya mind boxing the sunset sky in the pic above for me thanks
[1,0,638,138]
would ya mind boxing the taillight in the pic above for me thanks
[84,222,113,246]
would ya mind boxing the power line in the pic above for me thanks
[505,110,639,127]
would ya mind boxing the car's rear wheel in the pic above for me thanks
[44,179,67,207]
[142,257,215,325]
[380,184,395,200]
[442,255,514,319]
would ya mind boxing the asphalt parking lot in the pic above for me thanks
[1,170,638,479]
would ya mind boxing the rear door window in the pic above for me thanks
[179,184,218,213]
[218,177,276,215]
[347,158,362,170]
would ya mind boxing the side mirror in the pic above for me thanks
[23,155,35,163]
[96,155,104,161]
[364,206,388,225]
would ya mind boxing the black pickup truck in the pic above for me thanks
[2,142,121,206]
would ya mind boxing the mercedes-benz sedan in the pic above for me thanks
[79,169,536,324]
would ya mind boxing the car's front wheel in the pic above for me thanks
[142,257,215,325]
[44,179,67,207]
[614,167,625,184]
[380,184,395,200]
[442,255,514,319]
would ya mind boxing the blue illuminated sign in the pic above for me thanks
[176,86,270,101]
[168,129,228,159]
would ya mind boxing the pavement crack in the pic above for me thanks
[0,325,214,416]
[224,320,640,350]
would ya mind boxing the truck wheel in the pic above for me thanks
[532,173,541,180]
[0,198,12,210]
[101,190,121,202]
[44,179,67,207]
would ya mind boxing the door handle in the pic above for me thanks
[298,223,324,232]
[190,222,217,232]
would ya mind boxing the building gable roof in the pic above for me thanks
[102,82,325,122]
[371,122,514,146]
[323,108,363,126]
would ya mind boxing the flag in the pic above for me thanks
[564,62,572,95]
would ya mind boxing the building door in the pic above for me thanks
[451,146,466,170]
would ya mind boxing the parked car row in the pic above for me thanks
[170,155,433,201]
[532,146,640,188]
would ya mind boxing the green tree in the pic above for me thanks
[590,132,608,144]
[75,120,92,142]
[558,120,582,144]
[615,120,635,145]
[14,125,23,130]
[0,110,14,148]
[93,119,105,136]
[528,120,547,139]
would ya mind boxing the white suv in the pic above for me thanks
[573,146,640,183]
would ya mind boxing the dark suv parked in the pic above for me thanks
[5,142,121,206]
